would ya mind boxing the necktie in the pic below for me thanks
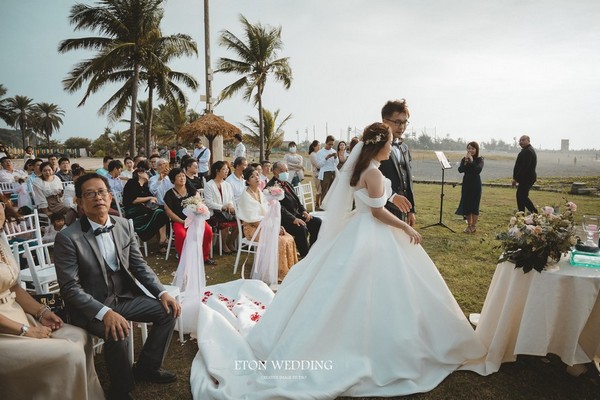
[94,225,114,236]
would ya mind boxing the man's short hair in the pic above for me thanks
[103,155,114,164]
[108,160,123,172]
[272,161,287,172]
[381,99,410,120]
[325,135,335,144]
[233,157,246,168]
[0,156,10,164]
[234,133,243,142]
[193,137,201,144]
[75,173,110,198]
[260,160,271,167]
[182,157,196,170]
[58,157,70,165]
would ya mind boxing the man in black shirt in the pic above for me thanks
[512,135,538,213]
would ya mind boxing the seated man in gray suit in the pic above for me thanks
[54,173,181,400]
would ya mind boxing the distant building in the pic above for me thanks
[561,139,569,152]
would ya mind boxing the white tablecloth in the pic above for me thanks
[475,254,600,373]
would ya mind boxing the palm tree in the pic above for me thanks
[240,108,291,160]
[120,99,151,153]
[0,84,14,126]
[216,15,292,160]
[154,101,189,144]
[6,95,34,148]
[32,102,65,148]
[58,0,164,156]
[140,31,199,155]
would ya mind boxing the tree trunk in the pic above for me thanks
[129,64,140,156]
[258,89,264,161]
[145,83,154,157]
[207,135,215,166]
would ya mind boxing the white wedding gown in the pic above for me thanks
[190,176,487,399]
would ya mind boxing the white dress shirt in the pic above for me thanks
[149,174,173,205]
[225,173,246,202]
[234,142,246,159]
[193,145,211,174]
[316,148,339,179]
[90,218,118,321]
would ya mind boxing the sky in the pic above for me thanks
[1,0,600,150]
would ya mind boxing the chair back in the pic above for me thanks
[294,183,315,212]
[61,180,74,189]
[1,209,44,253]
[22,242,58,294]
[232,203,259,275]
[0,181,16,195]
[113,191,125,218]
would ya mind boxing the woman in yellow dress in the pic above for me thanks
[0,198,104,400]
[237,167,298,282]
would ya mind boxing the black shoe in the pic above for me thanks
[132,365,177,384]
[205,258,217,265]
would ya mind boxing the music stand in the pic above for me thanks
[422,151,455,233]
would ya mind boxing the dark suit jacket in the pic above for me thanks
[379,142,416,215]
[54,215,165,327]
[266,177,306,225]
[513,144,537,185]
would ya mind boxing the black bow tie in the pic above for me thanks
[392,141,402,148]
[93,225,114,236]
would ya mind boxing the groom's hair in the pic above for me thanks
[381,99,410,119]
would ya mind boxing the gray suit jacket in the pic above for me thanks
[54,215,165,327]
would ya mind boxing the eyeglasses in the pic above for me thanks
[81,189,111,199]
[385,118,410,127]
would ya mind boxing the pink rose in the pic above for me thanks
[566,202,577,212]
[541,206,554,215]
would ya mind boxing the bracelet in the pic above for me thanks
[36,305,51,321]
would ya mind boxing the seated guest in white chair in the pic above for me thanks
[54,173,180,400]
[266,162,321,258]
[0,201,104,400]
[204,161,238,254]
[238,167,298,281]
[226,156,248,202]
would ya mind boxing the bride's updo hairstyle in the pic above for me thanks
[350,122,391,186]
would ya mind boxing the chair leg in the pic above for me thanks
[127,321,134,366]
[233,246,241,275]
[143,242,148,257]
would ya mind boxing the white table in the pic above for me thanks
[475,254,600,374]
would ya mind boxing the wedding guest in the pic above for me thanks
[182,158,203,190]
[233,133,246,159]
[122,168,169,250]
[32,161,77,225]
[0,157,27,183]
[23,145,35,162]
[512,135,538,214]
[47,154,59,173]
[238,167,298,281]
[107,160,125,196]
[0,224,105,400]
[348,136,360,153]
[226,156,248,202]
[55,157,72,182]
[308,140,322,209]
[176,145,188,165]
[63,163,86,215]
[267,161,321,257]
[455,142,484,233]
[317,135,338,200]
[250,163,266,191]
[336,141,348,170]
[96,155,113,176]
[192,137,211,181]
[42,213,66,243]
[148,154,161,177]
[204,161,238,254]
[120,156,135,179]
[162,168,216,265]
[259,160,271,188]
[54,173,180,399]
[379,99,416,226]
[283,141,304,186]
[149,159,173,207]
[133,155,146,168]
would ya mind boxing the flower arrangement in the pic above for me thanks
[181,195,210,218]
[263,183,285,201]
[496,201,578,273]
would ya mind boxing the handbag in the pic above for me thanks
[32,292,70,323]
[214,209,235,222]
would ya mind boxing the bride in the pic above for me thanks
[189,122,487,399]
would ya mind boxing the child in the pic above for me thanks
[42,213,66,243]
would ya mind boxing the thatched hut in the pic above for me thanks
[179,112,241,165]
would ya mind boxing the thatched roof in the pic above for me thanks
[179,112,241,142]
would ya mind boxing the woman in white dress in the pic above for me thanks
[32,161,77,225]
[190,122,487,399]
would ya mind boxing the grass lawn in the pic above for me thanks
[95,183,600,399]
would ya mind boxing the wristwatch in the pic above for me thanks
[19,324,29,336]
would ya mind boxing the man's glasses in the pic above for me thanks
[81,189,111,199]
[385,118,410,127]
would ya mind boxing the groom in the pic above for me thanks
[54,173,181,400]
[379,99,416,226]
